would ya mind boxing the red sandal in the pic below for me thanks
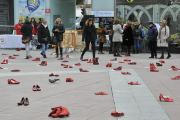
[159,93,173,102]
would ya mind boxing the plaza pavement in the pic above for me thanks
[0,49,180,120]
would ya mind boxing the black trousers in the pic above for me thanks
[127,45,131,54]
[149,41,157,57]
[82,41,96,58]
[114,42,120,56]
[160,47,171,57]
[99,42,104,52]
[109,40,113,52]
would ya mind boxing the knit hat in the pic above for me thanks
[148,21,153,25]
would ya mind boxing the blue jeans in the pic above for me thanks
[139,39,143,51]
[133,39,139,51]
[41,43,48,55]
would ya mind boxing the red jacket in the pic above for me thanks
[32,25,37,34]
[14,23,23,35]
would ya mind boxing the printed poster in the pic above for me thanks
[19,0,45,23]
[0,36,5,44]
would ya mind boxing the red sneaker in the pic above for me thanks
[13,54,19,56]
[128,81,141,85]
[111,58,117,61]
[11,69,20,72]
[95,92,108,95]
[66,78,74,82]
[124,58,131,61]
[9,56,16,59]
[1,59,8,64]
[75,63,81,66]
[32,58,40,61]
[113,66,122,71]
[8,79,20,84]
[111,111,124,117]
[39,61,47,66]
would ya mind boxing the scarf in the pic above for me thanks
[42,23,48,28]
[124,25,131,29]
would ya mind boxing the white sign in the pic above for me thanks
[0,36,5,44]
[92,11,114,17]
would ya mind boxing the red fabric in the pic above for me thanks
[32,25,37,34]
[14,23,23,35]
[124,25,131,30]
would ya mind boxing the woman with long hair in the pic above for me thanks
[81,18,98,65]
[30,17,37,35]
[52,18,65,59]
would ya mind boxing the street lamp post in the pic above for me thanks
[114,0,116,19]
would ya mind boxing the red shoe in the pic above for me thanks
[66,55,70,58]
[32,58,40,61]
[1,59,8,64]
[121,72,127,75]
[159,93,173,102]
[93,58,99,65]
[69,65,73,68]
[171,76,180,80]
[75,63,81,66]
[113,66,122,71]
[109,63,112,67]
[16,48,21,51]
[66,78,74,82]
[171,66,180,71]
[150,68,159,72]
[128,81,141,85]
[8,79,20,84]
[13,54,19,56]
[11,69,20,72]
[111,111,124,117]
[95,92,108,95]
[150,63,156,69]
[58,107,70,116]
[51,108,62,117]
[124,58,131,61]
[118,61,124,63]
[49,108,58,117]
[61,60,68,62]
[127,72,131,75]
[29,55,32,58]
[55,74,59,77]
[128,62,136,65]
[33,85,37,91]
[36,85,41,91]
[61,64,66,66]
[49,73,54,76]
[156,62,162,66]
[39,61,47,66]
[87,59,93,63]
[106,63,110,67]
[81,59,88,61]
[111,58,117,61]
[0,67,3,69]
[1,53,7,55]
[79,68,89,72]
[64,65,68,68]
[159,60,165,63]
[9,56,16,59]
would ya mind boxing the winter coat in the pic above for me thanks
[38,24,51,44]
[112,24,123,42]
[21,21,33,40]
[123,25,134,46]
[82,25,97,42]
[131,22,142,39]
[157,26,169,47]
[52,24,65,41]
[14,23,23,35]
[147,25,158,42]
[97,26,108,43]
[109,22,113,41]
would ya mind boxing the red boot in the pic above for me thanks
[66,78,74,82]
[39,61,47,66]
[16,48,21,51]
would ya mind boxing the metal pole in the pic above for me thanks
[84,0,86,15]
[114,0,116,19]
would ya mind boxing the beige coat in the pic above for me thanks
[113,24,123,42]
[157,26,169,47]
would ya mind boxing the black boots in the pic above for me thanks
[43,55,47,58]
[60,48,63,59]
[25,56,29,59]
[56,48,58,58]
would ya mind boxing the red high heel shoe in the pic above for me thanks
[128,62,136,65]
[8,79,20,84]
[11,69,20,72]
[171,76,180,80]
[113,66,122,71]
[95,91,108,95]
[13,54,19,56]
[1,59,8,64]
[128,81,141,85]
[17,97,25,105]
[111,58,117,61]
[159,60,165,63]
[171,66,180,71]
[39,61,47,66]
[150,68,159,72]
[9,56,16,59]
[32,58,40,61]
[124,58,131,61]
[121,72,127,75]
[69,65,73,68]
[159,93,173,102]
[75,63,81,66]
[87,59,93,63]
[66,78,74,82]
[111,111,124,117]
[106,63,110,67]
[156,62,162,66]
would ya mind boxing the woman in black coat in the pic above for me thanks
[81,18,98,65]
[52,18,65,59]
[38,20,51,58]
[123,21,134,56]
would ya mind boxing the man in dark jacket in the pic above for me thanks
[147,21,158,58]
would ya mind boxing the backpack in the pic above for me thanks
[141,28,146,38]
[133,26,141,37]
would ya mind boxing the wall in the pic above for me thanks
[92,0,114,11]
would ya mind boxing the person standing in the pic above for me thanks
[81,18,98,65]
[14,20,23,35]
[21,18,33,59]
[109,19,114,54]
[131,19,142,54]
[123,21,134,56]
[157,20,171,59]
[139,26,146,53]
[97,22,108,54]
[113,18,123,57]
[147,21,158,58]
[30,17,37,35]
[52,18,65,59]
[38,20,51,58]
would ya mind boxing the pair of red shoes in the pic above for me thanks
[75,63,81,66]
[150,63,159,72]
[171,76,180,80]
[87,59,93,63]
[81,59,88,61]
[32,58,40,61]
[128,81,141,85]
[79,68,89,72]
[106,63,112,67]
[8,79,20,84]
[11,69,20,72]
[122,72,131,75]
[113,66,122,71]
[159,93,173,102]
[95,91,108,95]
[9,56,16,59]
[66,78,74,82]
[1,59,8,64]
[49,106,70,118]
[33,85,41,91]
[171,66,180,71]
[39,61,47,66]
[49,73,59,77]
[111,111,124,117]
[156,62,162,66]
[111,58,117,61]
[124,58,131,61]
[128,62,136,65]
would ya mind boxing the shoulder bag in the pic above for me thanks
[165,26,172,43]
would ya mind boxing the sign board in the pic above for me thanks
[0,1,9,9]
[92,11,114,17]
[45,9,50,15]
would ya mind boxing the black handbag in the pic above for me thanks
[50,36,57,45]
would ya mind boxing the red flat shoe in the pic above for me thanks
[95,91,108,95]
[150,68,159,72]
[36,85,41,91]
[39,61,47,66]
[64,65,68,68]
[13,54,19,56]
[61,60,68,62]
[8,79,20,84]
[11,69,20,72]
[121,72,127,75]
[111,58,117,61]
[0,67,3,69]
[111,111,124,117]
[128,62,136,65]
[66,78,74,82]
[32,58,40,61]
[124,58,131,61]
[159,60,165,63]
[171,66,180,71]
[156,62,162,66]
[87,59,93,63]
[113,66,122,71]
[1,59,8,64]
[127,72,131,75]
[81,59,88,61]
[171,76,180,80]
[9,56,16,59]
[55,74,59,77]
[118,61,124,63]
[128,81,141,85]
[49,73,54,76]
[75,63,81,66]
[159,93,173,102]
[33,85,37,91]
